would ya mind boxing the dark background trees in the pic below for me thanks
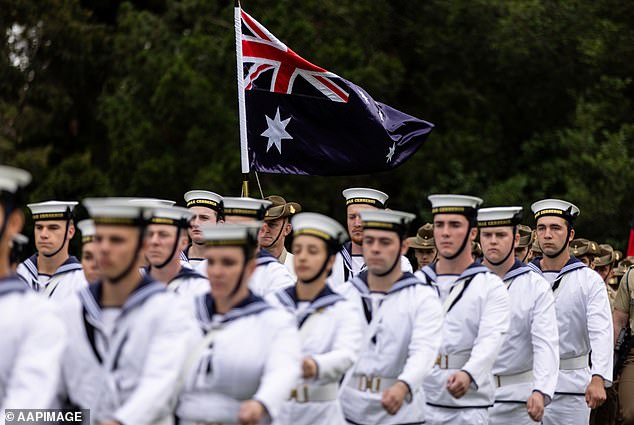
[2,0,633,249]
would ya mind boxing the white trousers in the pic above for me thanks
[542,393,590,425]
[489,402,539,424]
[425,405,488,425]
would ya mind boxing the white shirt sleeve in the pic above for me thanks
[586,272,614,385]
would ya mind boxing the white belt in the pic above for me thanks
[289,383,338,402]
[435,353,470,370]
[494,370,533,388]
[347,374,399,393]
[560,354,589,370]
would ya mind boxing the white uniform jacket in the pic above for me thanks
[492,260,559,405]
[416,262,510,409]
[268,285,364,425]
[0,277,66,423]
[182,245,204,269]
[176,292,301,423]
[339,272,443,425]
[527,256,613,394]
[59,276,199,425]
[17,254,87,300]
[164,266,210,298]
[328,241,413,292]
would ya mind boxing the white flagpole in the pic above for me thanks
[235,1,250,195]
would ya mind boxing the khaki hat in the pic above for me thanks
[472,241,482,257]
[517,225,534,248]
[569,238,600,257]
[616,257,634,276]
[594,244,615,267]
[264,195,301,221]
[532,238,542,255]
[614,250,623,265]
[407,223,435,250]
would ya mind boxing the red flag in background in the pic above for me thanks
[627,213,634,256]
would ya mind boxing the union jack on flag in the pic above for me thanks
[237,7,434,176]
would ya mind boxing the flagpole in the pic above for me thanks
[235,0,250,196]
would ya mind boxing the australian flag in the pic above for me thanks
[239,9,434,176]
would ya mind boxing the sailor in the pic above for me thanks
[477,206,559,424]
[17,200,88,299]
[183,189,223,268]
[140,204,209,297]
[77,219,101,283]
[0,165,67,417]
[416,194,510,425]
[329,188,412,292]
[339,209,443,425]
[212,196,295,297]
[176,222,300,425]
[269,212,363,424]
[59,197,199,425]
[259,195,301,278]
[514,224,535,264]
[406,223,436,271]
[570,238,601,269]
[528,199,613,425]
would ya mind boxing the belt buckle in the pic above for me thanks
[436,355,449,369]
[371,376,381,393]
[358,375,381,393]
[289,386,309,403]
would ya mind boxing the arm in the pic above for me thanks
[586,273,614,386]
[612,277,631,343]
[461,280,510,389]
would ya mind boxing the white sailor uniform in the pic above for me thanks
[0,277,67,421]
[328,241,413,292]
[176,292,301,424]
[17,254,88,299]
[488,260,559,425]
[268,285,364,424]
[339,272,443,425]
[59,276,199,425]
[527,257,613,425]
[182,245,204,269]
[279,248,296,280]
[147,265,210,298]
[416,263,510,425]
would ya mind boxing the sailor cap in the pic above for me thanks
[360,209,415,234]
[291,212,348,245]
[148,205,193,227]
[200,222,262,247]
[27,200,78,221]
[477,206,523,228]
[184,190,223,212]
[428,194,483,216]
[222,197,272,220]
[83,198,151,226]
[531,199,579,223]
[0,165,31,194]
[342,188,388,209]
[128,198,176,207]
[77,219,96,243]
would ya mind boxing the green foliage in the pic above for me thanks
[1,0,633,250]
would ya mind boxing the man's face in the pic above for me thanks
[578,255,594,268]
[146,224,181,266]
[595,264,612,282]
[535,216,572,258]
[480,226,517,264]
[188,206,217,244]
[362,229,403,276]
[433,214,473,259]
[258,218,291,249]
[81,242,101,283]
[414,248,436,268]
[94,225,142,281]
[347,204,376,246]
[34,220,74,256]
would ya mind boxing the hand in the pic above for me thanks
[585,376,606,408]
[447,371,472,399]
[381,381,409,415]
[527,391,545,422]
[238,400,267,425]
[302,357,318,379]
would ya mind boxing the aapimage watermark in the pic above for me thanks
[3,409,89,424]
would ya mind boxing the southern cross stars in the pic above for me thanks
[261,107,292,154]
[386,142,396,163]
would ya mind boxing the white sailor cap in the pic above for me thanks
[27,200,78,221]
[531,199,580,223]
[128,198,176,207]
[428,194,483,216]
[77,219,96,243]
[148,205,193,228]
[360,209,416,235]
[0,165,31,194]
[342,187,388,209]
[477,206,523,228]
[83,198,150,226]
[184,190,223,212]
[291,212,349,246]
[200,222,262,247]
[222,197,272,220]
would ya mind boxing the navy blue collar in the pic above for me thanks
[528,256,586,279]
[350,271,422,296]
[183,244,203,261]
[502,259,532,282]
[276,284,345,326]
[419,261,489,284]
[256,248,278,267]
[196,291,270,325]
[168,266,206,284]
[79,275,166,324]
[23,253,82,279]
[0,275,30,296]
